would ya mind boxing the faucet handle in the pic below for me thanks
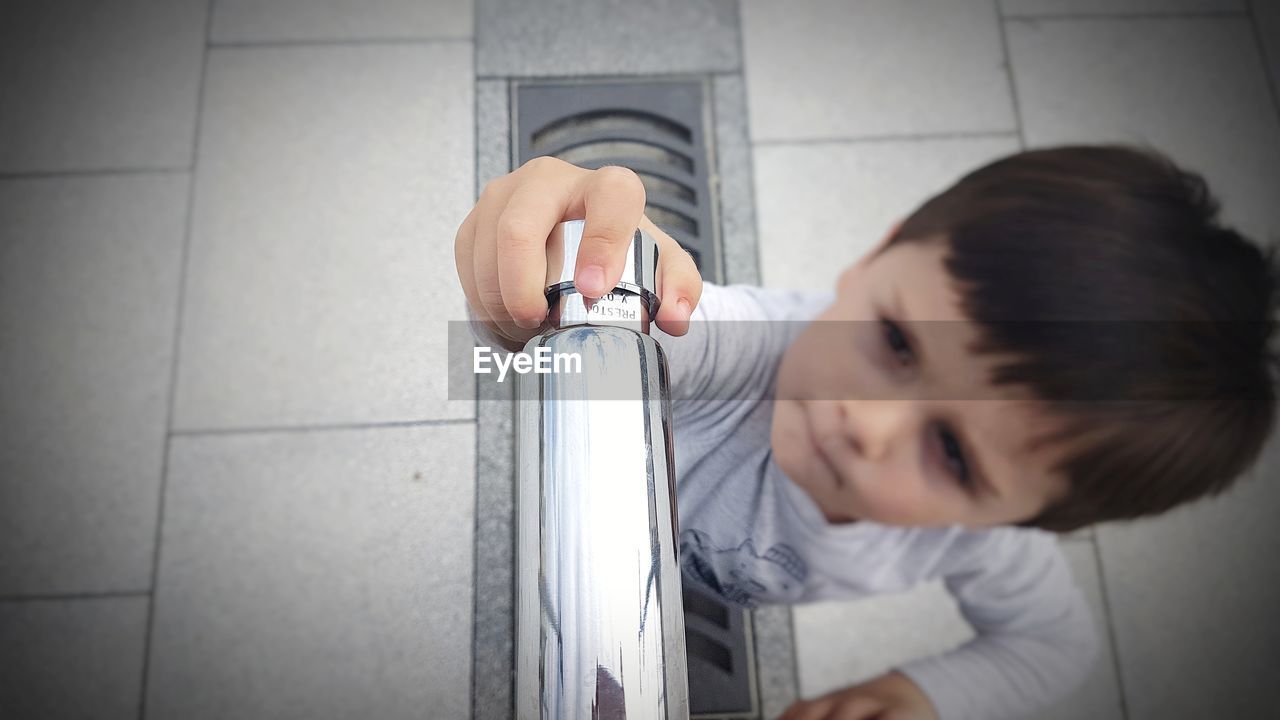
[544,219,662,332]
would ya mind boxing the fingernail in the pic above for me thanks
[677,298,691,319]
[578,265,605,297]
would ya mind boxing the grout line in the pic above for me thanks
[0,589,150,604]
[469,5,481,716]
[476,71,734,82]
[0,167,188,181]
[469,395,482,720]
[706,74,725,285]
[208,36,472,50]
[1246,0,1280,131]
[732,0,766,289]
[1090,534,1132,720]
[1002,10,1247,21]
[994,0,1029,151]
[753,130,1021,148]
[138,2,214,715]
[170,417,476,438]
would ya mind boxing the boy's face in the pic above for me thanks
[771,234,1071,529]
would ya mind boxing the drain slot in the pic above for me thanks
[556,140,696,173]
[513,78,722,283]
[531,109,693,148]
[682,582,758,716]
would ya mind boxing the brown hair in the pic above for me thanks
[888,145,1280,532]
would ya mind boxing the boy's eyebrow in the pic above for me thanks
[893,286,1004,500]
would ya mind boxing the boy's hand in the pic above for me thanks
[779,671,939,720]
[454,156,703,348]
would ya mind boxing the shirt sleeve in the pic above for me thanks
[895,529,1100,720]
[652,281,834,407]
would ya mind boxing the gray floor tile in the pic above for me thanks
[211,0,472,43]
[476,0,739,76]
[793,581,974,698]
[1032,540,1125,720]
[0,597,148,720]
[741,0,1016,141]
[1001,0,1245,15]
[753,136,1019,291]
[173,44,474,430]
[0,175,187,596]
[1008,16,1280,242]
[1256,0,1280,102]
[1095,431,1280,720]
[146,424,476,720]
[0,0,205,173]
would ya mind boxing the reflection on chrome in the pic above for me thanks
[516,220,689,719]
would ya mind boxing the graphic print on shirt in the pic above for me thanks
[679,528,807,608]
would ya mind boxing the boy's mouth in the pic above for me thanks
[802,404,847,489]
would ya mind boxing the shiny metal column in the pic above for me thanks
[516,220,689,719]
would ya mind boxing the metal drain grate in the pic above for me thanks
[513,78,754,718]
[683,583,759,717]
[512,78,722,283]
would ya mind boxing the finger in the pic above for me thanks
[472,178,531,340]
[777,700,806,720]
[790,699,837,720]
[454,205,481,315]
[457,203,519,345]
[778,700,806,720]
[494,172,580,329]
[574,165,647,298]
[830,696,883,720]
[649,224,703,336]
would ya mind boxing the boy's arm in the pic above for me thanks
[652,281,835,405]
[893,529,1100,720]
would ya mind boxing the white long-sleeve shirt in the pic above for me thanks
[651,282,1099,720]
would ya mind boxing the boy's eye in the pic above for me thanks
[880,318,913,365]
[934,423,973,488]
[878,316,972,490]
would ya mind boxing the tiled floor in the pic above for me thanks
[1,176,186,597]
[146,424,475,720]
[1,0,477,718]
[2,1,1277,719]
[172,42,474,429]
[742,0,1016,141]
[0,0,206,173]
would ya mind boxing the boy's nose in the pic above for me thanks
[841,400,912,461]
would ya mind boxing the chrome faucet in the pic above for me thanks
[515,219,690,719]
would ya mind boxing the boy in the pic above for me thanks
[454,147,1278,719]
